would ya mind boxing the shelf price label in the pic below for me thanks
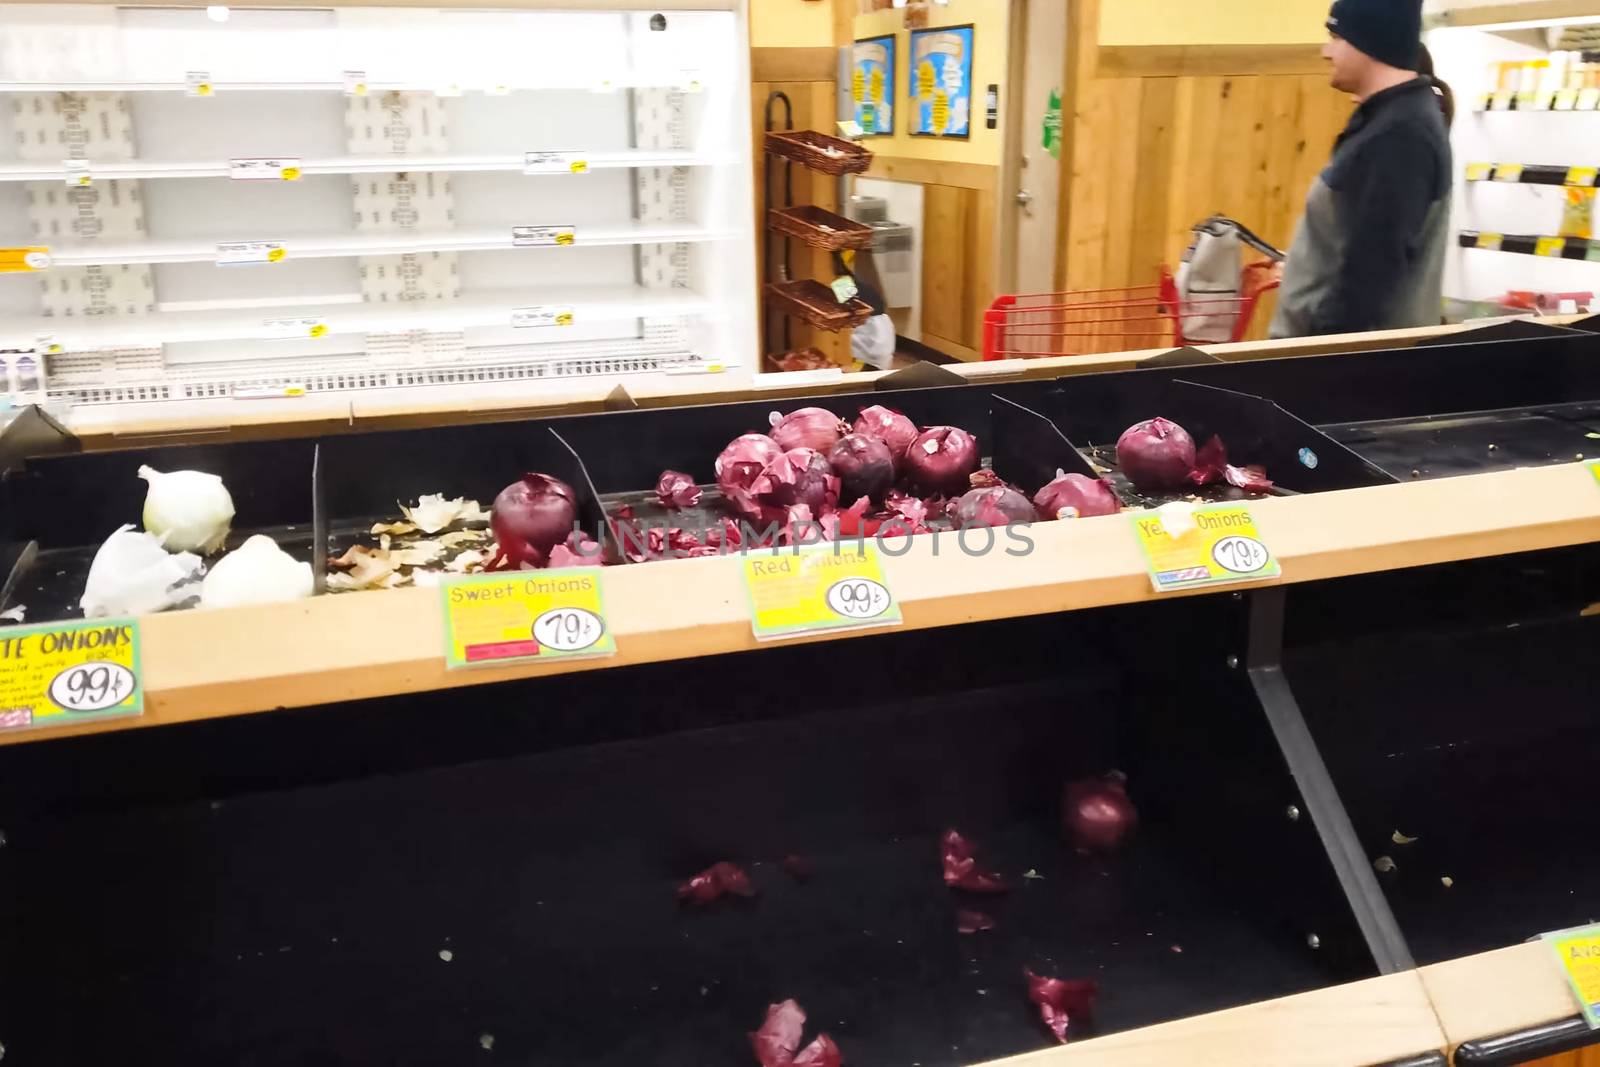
[216,241,287,266]
[1567,166,1598,188]
[1581,88,1600,111]
[442,569,615,668]
[511,305,574,328]
[1132,504,1281,593]
[0,619,142,733]
[229,157,303,181]
[0,247,51,273]
[343,70,368,96]
[1535,236,1567,258]
[741,542,901,641]
[185,70,214,97]
[1493,163,1524,183]
[1464,162,1493,182]
[512,224,576,247]
[1555,89,1579,111]
[64,160,91,187]
[1474,232,1503,251]
[1490,90,1514,111]
[261,316,328,339]
[523,151,589,175]
[1543,924,1600,1029]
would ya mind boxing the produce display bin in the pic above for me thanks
[766,205,876,253]
[764,279,875,333]
[763,130,873,176]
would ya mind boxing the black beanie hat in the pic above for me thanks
[1326,0,1423,70]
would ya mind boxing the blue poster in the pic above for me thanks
[852,35,895,136]
[909,24,974,139]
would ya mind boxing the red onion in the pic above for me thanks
[904,426,980,496]
[953,486,1037,527]
[1116,417,1196,490]
[655,469,702,509]
[1062,774,1139,853]
[827,433,895,504]
[853,405,919,469]
[1025,967,1099,1044]
[755,448,834,511]
[715,433,784,495]
[677,861,755,905]
[769,407,848,452]
[489,473,578,569]
[1034,472,1121,519]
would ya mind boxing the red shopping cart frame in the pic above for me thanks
[981,263,1280,361]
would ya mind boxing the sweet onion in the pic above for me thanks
[769,407,848,453]
[1034,471,1121,519]
[490,473,579,569]
[199,534,313,609]
[1115,418,1196,490]
[904,426,980,496]
[953,486,1037,527]
[827,433,895,504]
[138,465,235,555]
[852,405,919,468]
[1062,773,1139,853]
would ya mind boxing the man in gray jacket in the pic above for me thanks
[1271,0,1452,339]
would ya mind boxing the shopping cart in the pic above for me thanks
[980,261,1281,361]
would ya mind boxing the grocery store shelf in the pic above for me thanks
[0,150,734,183]
[4,459,1597,748]
[1474,88,1600,112]
[2,285,715,350]
[1459,230,1600,260]
[31,223,735,268]
[1464,161,1598,186]
[0,75,707,95]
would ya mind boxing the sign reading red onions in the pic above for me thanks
[904,426,980,496]
[769,407,849,453]
[827,433,896,504]
[489,473,579,569]
[1116,417,1196,491]
[1033,472,1121,519]
[1062,774,1139,853]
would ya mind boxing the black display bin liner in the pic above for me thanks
[0,597,1376,1066]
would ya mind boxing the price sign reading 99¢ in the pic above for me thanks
[741,543,902,640]
[0,619,143,732]
[442,569,615,668]
[1132,504,1281,593]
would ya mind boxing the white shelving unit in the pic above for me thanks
[1428,13,1600,314]
[0,1,757,414]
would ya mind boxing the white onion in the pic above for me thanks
[81,524,202,618]
[138,465,235,555]
[199,535,313,609]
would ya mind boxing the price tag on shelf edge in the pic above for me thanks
[511,305,574,328]
[1580,88,1600,111]
[1567,166,1598,188]
[0,618,142,732]
[442,569,614,668]
[1493,162,1524,183]
[0,247,51,273]
[741,542,901,641]
[523,151,589,175]
[1536,236,1567,258]
[64,160,91,187]
[1464,162,1493,182]
[1132,503,1281,594]
[511,224,576,248]
[229,157,303,181]
[185,70,214,97]
[342,70,368,96]
[261,316,328,339]
[1474,232,1503,252]
[216,241,287,266]
[1589,460,1600,487]
[1555,89,1579,111]
[1542,924,1600,1029]
[1491,89,1514,111]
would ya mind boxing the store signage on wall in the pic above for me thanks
[851,35,896,135]
[442,570,615,667]
[1042,88,1062,159]
[0,619,143,733]
[985,84,998,129]
[216,240,287,266]
[229,157,303,181]
[741,543,902,641]
[512,225,577,247]
[909,24,974,139]
[1132,504,1281,593]
[1543,923,1600,1029]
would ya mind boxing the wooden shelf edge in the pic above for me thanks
[1420,941,1584,1048]
[968,970,1442,1067]
[7,461,1599,748]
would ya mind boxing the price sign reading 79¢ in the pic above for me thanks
[1132,504,1281,593]
[442,569,615,668]
[0,619,143,732]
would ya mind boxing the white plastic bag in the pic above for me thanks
[80,525,203,618]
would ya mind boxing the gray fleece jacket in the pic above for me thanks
[1270,78,1452,339]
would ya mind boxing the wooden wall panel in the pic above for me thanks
[919,183,992,358]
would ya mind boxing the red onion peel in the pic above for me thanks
[941,829,1009,893]
[677,861,755,905]
[1062,773,1139,853]
[1025,967,1099,1044]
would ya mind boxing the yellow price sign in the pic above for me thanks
[0,619,142,733]
[0,247,51,273]
[1493,163,1524,183]
[266,246,286,263]
[308,322,328,338]
[1567,166,1597,188]
[443,569,614,667]
[1132,504,1281,593]
[570,160,588,174]
[1464,162,1493,182]
[1474,232,1503,251]
[280,166,302,181]
[741,542,901,640]
[1536,236,1567,258]
[555,232,574,246]
[1543,924,1600,1028]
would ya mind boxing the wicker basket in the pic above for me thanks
[765,280,874,333]
[767,205,875,252]
[764,130,872,176]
